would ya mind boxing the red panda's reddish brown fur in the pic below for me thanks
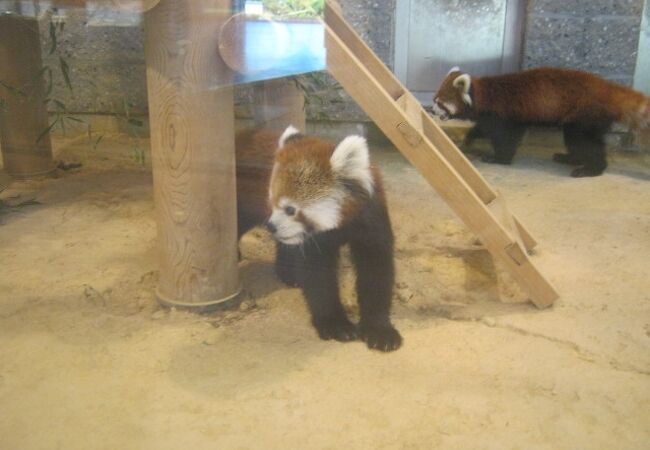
[432,67,650,177]
[470,68,650,128]
[234,127,401,351]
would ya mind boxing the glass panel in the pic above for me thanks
[405,0,507,91]
[0,1,648,448]
[634,0,650,93]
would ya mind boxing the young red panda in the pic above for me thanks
[235,126,402,352]
[432,67,650,177]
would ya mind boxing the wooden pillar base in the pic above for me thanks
[156,284,242,311]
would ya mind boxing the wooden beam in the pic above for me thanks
[144,0,240,309]
[324,0,537,253]
[324,22,558,308]
[422,112,537,252]
[324,0,404,100]
[396,93,423,132]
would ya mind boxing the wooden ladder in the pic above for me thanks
[324,0,558,308]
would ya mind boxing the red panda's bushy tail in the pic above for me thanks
[638,97,650,129]
[620,93,650,130]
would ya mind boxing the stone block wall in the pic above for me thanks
[38,9,147,115]
[17,0,647,122]
[523,0,645,85]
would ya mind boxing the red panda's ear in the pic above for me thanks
[452,74,472,106]
[278,125,301,150]
[447,66,461,75]
[330,135,374,195]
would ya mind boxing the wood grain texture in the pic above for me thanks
[324,0,536,252]
[0,15,55,179]
[144,0,240,307]
[324,1,557,307]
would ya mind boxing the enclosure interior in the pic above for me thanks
[1,1,650,449]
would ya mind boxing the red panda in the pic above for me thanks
[431,67,650,177]
[235,126,402,352]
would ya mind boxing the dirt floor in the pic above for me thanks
[1,129,650,450]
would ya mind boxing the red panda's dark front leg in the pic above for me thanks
[274,242,302,287]
[297,240,358,342]
[462,124,484,150]
[479,117,526,165]
[554,124,585,166]
[562,123,609,177]
[349,207,402,352]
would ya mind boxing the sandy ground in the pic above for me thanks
[1,130,650,450]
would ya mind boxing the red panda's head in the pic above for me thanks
[267,126,374,245]
[431,67,473,120]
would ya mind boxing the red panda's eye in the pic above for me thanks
[284,206,296,216]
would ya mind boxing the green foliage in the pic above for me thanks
[116,98,147,165]
[262,0,324,18]
[0,9,94,145]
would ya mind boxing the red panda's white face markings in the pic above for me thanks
[268,196,317,245]
[267,126,373,245]
[432,69,473,120]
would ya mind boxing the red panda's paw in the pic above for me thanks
[359,323,402,352]
[570,166,605,178]
[312,316,359,342]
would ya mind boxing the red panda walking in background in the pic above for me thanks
[431,67,650,177]
[235,126,402,352]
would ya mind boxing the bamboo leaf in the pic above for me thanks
[48,21,57,55]
[93,135,103,150]
[51,99,66,111]
[33,66,49,84]
[36,116,60,143]
[44,67,53,97]
[0,80,27,97]
[59,57,73,92]
[123,98,131,119]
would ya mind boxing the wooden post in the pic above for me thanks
[0,14,56,179]
[253,78,306,131]
[144,0,240,309]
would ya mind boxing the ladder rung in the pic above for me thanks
[323,0,558,308]
[487,193,527,256]
[395,93,423,132]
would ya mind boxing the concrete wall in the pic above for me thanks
[523,0,645,86]
[37,8,147,115]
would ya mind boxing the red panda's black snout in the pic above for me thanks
[431,68,474,120]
